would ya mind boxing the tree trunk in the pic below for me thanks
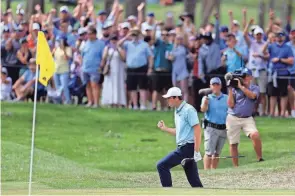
[281,0,288,27]
[105,0,114,15]
[125,0,145,18]
[52,0,58,10]
[201,0,215,27]
[26,0,45,20]
[258,0,265,29]
[269,0,275,9]
[6,0,11,10]
[184,0,197,22]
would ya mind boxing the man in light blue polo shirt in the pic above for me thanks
[81,27,105,108]
[286,29,295,118]
[156,87,203,187]
[118,28,153,110]
[200,77,228,169]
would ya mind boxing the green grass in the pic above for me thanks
[2,0,292,27]
[1,103,295,195]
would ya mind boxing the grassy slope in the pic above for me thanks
[1,103,295,195]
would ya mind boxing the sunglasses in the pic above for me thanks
[161,34,168,36]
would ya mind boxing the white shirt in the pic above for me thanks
[0,77,12,100]
[247,39,267,73]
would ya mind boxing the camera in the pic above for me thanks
[224,69,245,88]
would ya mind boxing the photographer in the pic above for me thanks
[227,68,264,167]
[200,77,228,170]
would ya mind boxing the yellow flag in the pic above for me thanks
[36,31,55,86]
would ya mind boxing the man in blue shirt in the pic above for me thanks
[118,27,153,110]
[227,68,264,167]
[222,34,248,73]
[157,87,203,187]
[286,29,295,118]
[81,27,105,108]
[200,77,228,169]
[264,31,294,117]
[151,29,173,110]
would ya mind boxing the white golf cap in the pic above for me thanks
[120,22,130,29]
[102,20,113,29]
[233,20,240,26]
[168,29,176,35]
[254,27,264,35]
[32,23,40,30]
[78,27,87,35]
[16,9,25,15]
[144,25,153,31]
[250,25,259,31]
[127,15,137,21]
[60,6,69,13]
[162,87,182,98]
[1,67,8,75]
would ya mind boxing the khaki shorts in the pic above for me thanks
[252,70,267,93]
[226,114,258,144]
[204,127,227,156]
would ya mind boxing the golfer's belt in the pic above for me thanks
[204,119,226,130]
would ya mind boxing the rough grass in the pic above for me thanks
[1,103,295,195]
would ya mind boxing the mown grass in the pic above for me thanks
[1,103,295,195]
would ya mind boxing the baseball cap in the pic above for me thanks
[97,10,107,16]
[220,26,229,32]
[127,15,137,21]
[210,77,221,85]
[147,12,155,17]
[168,29,176,35]
[250,25,259,32]
[241,68,252,76]
[162,87,182,98]
[19,37,28,44]
[60,6,69,13]
[254,27,264,35]
[144,25,153,31]
[227,33,236,39]
[102,20,113,29]
[16,9,25,15]
[120,22,130,29]
[78,27,87,35]
[1,67,8,75]
[276,31,285,37]
[233,20,240,26]
[32,23,40,30]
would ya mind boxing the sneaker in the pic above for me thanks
[85,102,92,108]
[140,105,147,111]
[92,104,98,108]
[258,158,265,162]
[133,106,138,110]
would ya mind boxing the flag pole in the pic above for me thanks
[28,65,39,196]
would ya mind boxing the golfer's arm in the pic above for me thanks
[193,124,202,152]
[163,127,176,135]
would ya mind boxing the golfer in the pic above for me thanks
[156,87,203,187]
[200,77,228,170]
[227,68,264,167]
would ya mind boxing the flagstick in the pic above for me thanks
[28,65,39,196]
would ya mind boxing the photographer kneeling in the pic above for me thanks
[226,68,264,167]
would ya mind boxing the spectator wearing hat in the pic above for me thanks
[1,12,13,33]
[168,29,176,44]
[200,77,228,169]
[127,15,138,29]
[0,67,12,101]
[227,68,264,167]
[141,12,156,35]
[12,9,25,29]
[198,32,222,89]
[94,9,114,38]
[219,26,229,51]
[81,27,105,108]
[151,29,173,110]
[54,21,76,48]
[263,31,294,117]
[167,34,189,101]
[222,34,248,73]
[118,27,153,110]
[179,12,195,36]
[27,22,40,52]
[119,22,130,38]
[286,29,295,117]
[244,19,269,116]
[16,38,33,76]
[12,58,45,101]
[228,11,247,50]
[53,36,73,104]
[100,21,114,45]
[52,6,77,29]
[101,34,127,107]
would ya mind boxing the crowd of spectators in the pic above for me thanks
[1,0,295,118]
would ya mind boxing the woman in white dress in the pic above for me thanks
[101,34,127,107]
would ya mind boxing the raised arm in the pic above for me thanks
[243,18,254,47]
[242,8,247,29]
[228,10,234,32]
[214,13,220,45]
[137,2,145,27]
[265,9,275,36]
